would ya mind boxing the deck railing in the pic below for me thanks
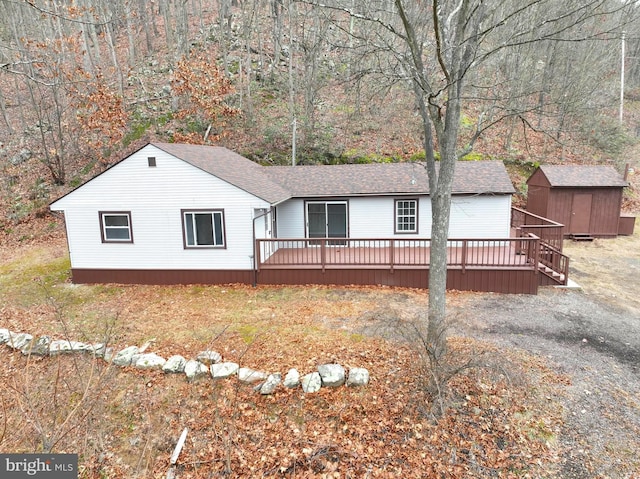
[537,240,570,285]
[255,237,540,272]
[511,207,565,252]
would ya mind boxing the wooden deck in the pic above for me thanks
[254,237,553,294]
[68,209,568,295]
[259,241,530,270]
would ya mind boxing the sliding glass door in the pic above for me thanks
[306,201,347,244]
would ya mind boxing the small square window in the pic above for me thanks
[395,199,418,233]
[148,157,157,167]
[100,212,133,243]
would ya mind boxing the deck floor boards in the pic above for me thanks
[260,245,531,269]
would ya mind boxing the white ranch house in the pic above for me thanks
[50,142,564,294]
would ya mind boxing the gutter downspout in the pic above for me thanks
[252,208,272,287]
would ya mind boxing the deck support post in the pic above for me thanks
[461,240,467,274]
[389,240,394,273]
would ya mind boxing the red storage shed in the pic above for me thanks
[526,165,633,238]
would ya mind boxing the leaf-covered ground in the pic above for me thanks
[0,231,570,478]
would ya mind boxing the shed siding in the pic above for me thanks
[587,188,623,236]
[526,166,627,237]
[52,145,269,270]
[547,187,623,236]
[547,189,574,232]
[525,185,549,218]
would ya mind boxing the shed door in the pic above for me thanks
[570,193,592,233]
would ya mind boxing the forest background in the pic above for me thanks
[1,0,639,242]
[2,2,640,478]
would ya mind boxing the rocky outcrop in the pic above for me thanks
[1,329,370,395]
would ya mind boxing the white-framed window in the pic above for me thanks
[182,210,225,248]
[395,199,418,233]
[100,212,133,243]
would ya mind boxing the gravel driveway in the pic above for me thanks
[449,235,640,478]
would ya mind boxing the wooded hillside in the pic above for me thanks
[1,0,639,239]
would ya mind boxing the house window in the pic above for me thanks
[182,210,225,248]
[395,199,418,233]
[100,212,133,243]
[148,157,156,167]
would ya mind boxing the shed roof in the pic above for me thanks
[264,160,515,197]
[530,165,628,188]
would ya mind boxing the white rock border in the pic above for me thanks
[0,329,370,394]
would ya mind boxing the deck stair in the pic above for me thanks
[535,241,570,286]
[569,233,594,241]
[539,264,566,284]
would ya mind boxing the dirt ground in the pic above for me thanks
[2,223,639,477]
[446,231,640,478]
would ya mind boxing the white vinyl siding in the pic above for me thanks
[51,144,513,273]
[51,145,269,271]
[275,195,511,240]
[273,200,305,238]
[449,195,512,238]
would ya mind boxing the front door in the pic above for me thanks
[570,193,592,234]
[306,201,347,244]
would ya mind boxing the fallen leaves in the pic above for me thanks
[1,241,568,478]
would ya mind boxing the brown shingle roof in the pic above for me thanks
[153,143,291,203]
[535,165,628,188]
[155,143,514,201]
[264,160,515,197]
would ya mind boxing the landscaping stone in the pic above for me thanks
[163,355,187,373]
[87,343,107,356]
[318,363,346,387]
[111,346,140,366]
[210,362,239,379]
[346,367,370,387]
[49,340,90,355]
[102,347,115,362]
[238,367,268,383]
[28,336,51,356]
[184,360,209,381]
[259,373,281,395]
[196,350,222,365]
[133,353,166,370]
[7,332,33,351]
[0,328,370,394]
[301,372,322,393]
[283,368,300,388]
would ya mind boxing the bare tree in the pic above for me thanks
[301,0,636,396]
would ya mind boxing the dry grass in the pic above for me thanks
[0,230,570,478]
[563,227,640,316]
